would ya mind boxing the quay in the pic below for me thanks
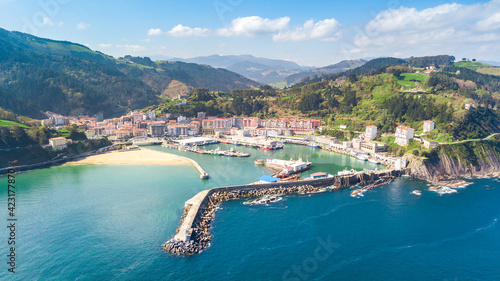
[163,167,409,255]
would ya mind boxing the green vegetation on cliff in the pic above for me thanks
[422,135,500,167]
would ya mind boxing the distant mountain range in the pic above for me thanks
[283,60,367,85]
[170,54,312,84]
[0,28,259,119]
[169,55,367,86]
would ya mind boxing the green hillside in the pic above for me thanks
[454,61,491,70]
[153,55,500,143]
[0,28,259,119]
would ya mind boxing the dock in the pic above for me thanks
[163,168,409,255]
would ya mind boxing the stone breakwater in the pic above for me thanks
[162,169,408,255]
[162,184,329,255]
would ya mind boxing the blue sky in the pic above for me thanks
[0,0,498,66]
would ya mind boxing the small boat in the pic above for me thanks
[243,195,282,205]
[368,158,380,164]
[412,190,422,196]
[356,155,368,161]
[308,142,320,148]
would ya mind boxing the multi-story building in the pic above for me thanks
[49,137,67,150]
[133,128,148,138]
[202,119,215,134]
[197,112,206,119]
[423,121,435,133]
[360,141,388,153]
[395,126,415,146]
[148,121,166,137]
[365,126,377,141]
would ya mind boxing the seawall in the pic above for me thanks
[163,168,408,255]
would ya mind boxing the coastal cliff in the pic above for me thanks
[409,136,500,183]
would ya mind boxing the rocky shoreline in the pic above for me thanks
[162,184,333,255]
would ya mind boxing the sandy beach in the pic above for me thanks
[65,148,192,166]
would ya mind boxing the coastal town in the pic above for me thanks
[39,109,440,171]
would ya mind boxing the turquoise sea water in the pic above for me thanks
[1,144,499,280]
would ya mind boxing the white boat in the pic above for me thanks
[243,195,282,205]
[356,155,368,161]
[368,158,380,164]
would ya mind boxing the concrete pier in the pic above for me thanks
[163,168,409,254]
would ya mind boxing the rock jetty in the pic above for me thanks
[162,184,327,255]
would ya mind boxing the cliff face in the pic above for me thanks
[410,139,500,182]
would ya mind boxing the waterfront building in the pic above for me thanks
[360,141,388,153]
[202,119,215,134]
[149,121,166,137]
[133,128,148,138]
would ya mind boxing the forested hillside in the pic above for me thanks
[0,28,259,119]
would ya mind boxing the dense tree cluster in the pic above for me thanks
[382,94,452,124]
[449,107,500,140]
[427,73,459,90]
[407,55,455,68]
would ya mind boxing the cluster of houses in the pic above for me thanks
[330,120,438,157]
[42,111,321,141]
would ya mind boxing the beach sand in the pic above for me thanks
[65,148,191,166]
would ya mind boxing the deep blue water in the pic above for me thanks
[1,144,499,280]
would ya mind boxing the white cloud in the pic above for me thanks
[116,44,147,52]
[42,17,54,26]
[76,22,90,30]
[217,16,290,37]
[365,4,465,33]
[273,18,341,42]
[147,28,163,36]
[475,13,500,31]
[167,24,209,37]
[344,0,500,60]
[98,43,113,49]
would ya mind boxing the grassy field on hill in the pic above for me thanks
[476,67,500,76]
[454,61,491,70]
[0,120,29,128]
[397,73,427,89]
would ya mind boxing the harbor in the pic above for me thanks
[162,142,250,157]
[163,167,409,255]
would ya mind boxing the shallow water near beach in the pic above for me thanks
[1,144,499,280]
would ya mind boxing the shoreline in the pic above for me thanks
[64,148,192,166]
